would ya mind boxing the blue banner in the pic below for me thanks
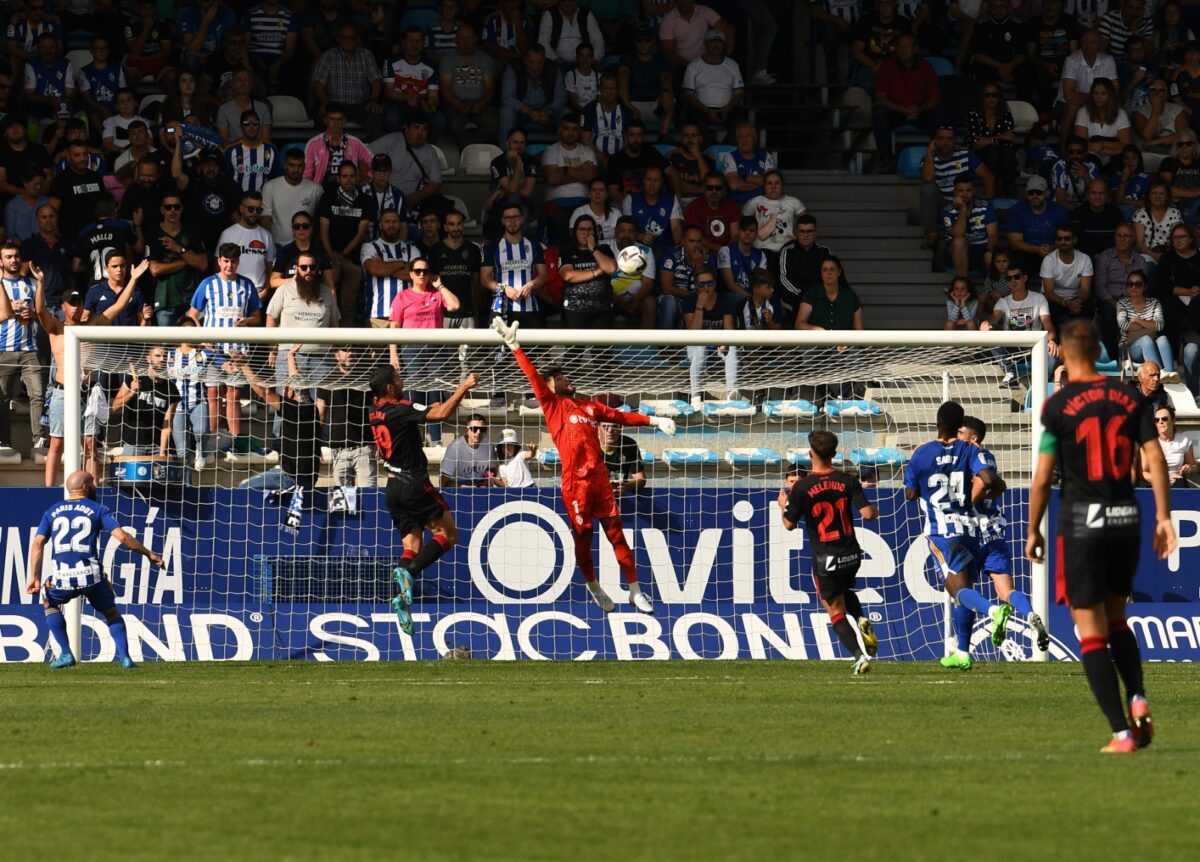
[1,487,1197,661]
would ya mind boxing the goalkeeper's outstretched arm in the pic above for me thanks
[492,318,554,405]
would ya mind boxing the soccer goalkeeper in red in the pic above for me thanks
[493,317,676,613]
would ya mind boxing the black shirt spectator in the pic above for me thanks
[968,1,1025,83]
[20,223,71,308]
[182,165,242,254]
[851,7,913,71]
[321,385,373,450]
[116,373,175,450]
[604,144,668,200]
[278,397,321,490]
[316,185,373,259]
[0,131,51,193]
[74,216,135,283]
[47,164,104,244]
[429,239,483,322]
[1073,201,1125,257]
[603,434,643,482]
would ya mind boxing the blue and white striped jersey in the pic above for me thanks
[225,141,279,193]
[0,275,39,352]
[971,446,1007,542]
[361,237,418,320]
[36,497,120,590]
[485,238,545,314]
[169,347,211,411]
[189,274,262,353]
[55,150,106,176]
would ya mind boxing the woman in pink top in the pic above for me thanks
[388,257,461,445]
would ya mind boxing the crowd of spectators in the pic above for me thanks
[0,1,821,490]
[822,0,1200,407]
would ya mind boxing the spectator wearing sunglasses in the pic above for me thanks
[440,414,499,488]
[144,192,208,326]
[270,214,334,294]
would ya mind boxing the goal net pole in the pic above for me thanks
[62,324,1050,663]
[62,327,84,661]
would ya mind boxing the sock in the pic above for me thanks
[45,610,71,657]
[843,591,864,620]
[1008,590,1034,618]
[955,588,991,615]
[1108,617,1145,702]
[1080,635,1129,733]
[397,549,416,569]
[107,616,130,660]
[408,533,452,575]
[602,518,638,584]
[573,525,596,582]
[952,604,975,653]
[830,612,863,659]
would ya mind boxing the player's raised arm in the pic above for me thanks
[425,372,480,421]
[111,526,165,568]
[30,263,62,335]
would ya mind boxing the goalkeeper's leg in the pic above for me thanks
[600,514,653,613]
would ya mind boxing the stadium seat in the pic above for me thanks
[653,143,674,156]
[1143,151,1166,173]
[994,197,1017,211]
[399,9,439,30]
[638,399,697,418]
[1023,384,1055,413]
[1097,342,1121,376]
[701,399,757,421]
[1165,383,1200,418]
[66,49,93,73]
[824,399,883,419]
[724,448,782,467]
[538,448,561,465]
[639,448,657,464]
[423,445,446,468]
[787,448,845,466]
[524,143,547,158]
[279,142,306,163]
[459,143,501,175]
[432,144,455,176]
[897,146,925,180]
[661,448,718,466]
[706,144,735,163]
[613,346,671,368]
[849,447,906,467]
[139,93,166,116]
[926,56,957,77]
[760,399,819,420]
[444,194,477,228]
[457,397,508,420]
[1008,100,1038,134]
[269,95,312,130]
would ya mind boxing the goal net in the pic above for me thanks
[59,326,1050,663]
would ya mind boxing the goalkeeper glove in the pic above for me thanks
[491,316,520,350]
[648,416,676,435]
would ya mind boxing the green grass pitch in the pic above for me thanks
[2,661,1198,861]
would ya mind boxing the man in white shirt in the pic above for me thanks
[541,113,599,206]
[980,264,1061,385]
[1056,28,1117,146]
[261,148,324,247]
[1040,222,1095,326]
[682,29,744,132]
[537,0,605,68]
[218,189,277,301]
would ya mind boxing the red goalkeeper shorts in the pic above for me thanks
[562,477,618,529]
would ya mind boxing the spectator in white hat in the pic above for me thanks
[495,427,536,487]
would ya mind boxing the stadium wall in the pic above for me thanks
[1,488,1198,662]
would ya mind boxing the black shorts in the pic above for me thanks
[386,474,450,536]
[812,550,862,603]
[1055,502,1141,607]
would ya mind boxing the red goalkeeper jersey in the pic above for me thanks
[514,347,650,480]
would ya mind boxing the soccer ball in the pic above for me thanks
[616,245,647,277]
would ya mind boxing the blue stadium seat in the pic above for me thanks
[700,400,756,420]
[639,449,657,464]
[849,447,906,467]
[661,448,718,466]
[787,448,846,467]
[824,399,883,419]
[614,346,671,368]
[927,56,957,77]
[897,146,925,180]
[400,9,439,30]
[539,448,561,465]
[638,400,697,418]
[279,142,306,163]
[724,448,783,467]
[1024,384,1056,413]
[761,399,819,420]
[706,144,735,162]
[1097,342,1121,376]
[653,143,674,156]
[524,143,548,158]
[994,197,1017,212]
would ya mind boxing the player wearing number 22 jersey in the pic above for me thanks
[1029,320,1177,753]
[780,430,879,674]
[904,400,1004,669]
[25,470,163,669]
[367,364,477,636]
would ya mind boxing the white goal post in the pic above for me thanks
[59,325,1050,663]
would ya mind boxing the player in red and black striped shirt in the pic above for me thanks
[1028,320,1177,753]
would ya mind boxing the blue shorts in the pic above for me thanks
[976,538,1011,576]
[926,534,981,579]
[45,579,117,614]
